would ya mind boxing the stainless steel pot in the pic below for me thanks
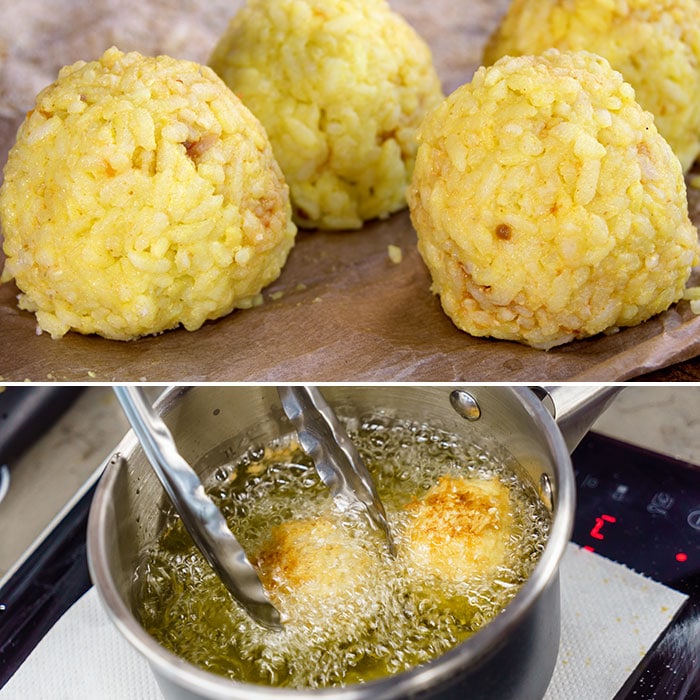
[87,385,619,700]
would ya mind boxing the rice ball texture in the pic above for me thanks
[483,0,700,173]
[0,47,297,340]
[408,50,699,349]
[403,476,512,585]
[254,516,381,626]
[209,0,444,230]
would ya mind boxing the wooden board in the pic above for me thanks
[1,0,699,382]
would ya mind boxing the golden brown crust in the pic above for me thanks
[254,516,379,620]
[403,475,511,583]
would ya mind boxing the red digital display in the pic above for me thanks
[590,513,617,540]
[572,434,700,594]
[584,515,691,567]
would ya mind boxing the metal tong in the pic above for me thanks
[277,386,395,554]
[113,386,282,631]
[114,385,394,630]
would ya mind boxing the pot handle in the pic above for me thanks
[534,385,623,454]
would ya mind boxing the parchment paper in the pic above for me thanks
[1,0,699,382]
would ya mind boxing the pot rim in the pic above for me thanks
[86,385,574,699]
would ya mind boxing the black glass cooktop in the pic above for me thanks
[571,435,700,699]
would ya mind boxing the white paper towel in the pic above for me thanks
[1,544,687,700]
[544,545,687,699]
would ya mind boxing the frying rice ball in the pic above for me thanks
[402,475,512,584]
[209,0,444,230]
[483,0,700,173]
[0,47,296,340]
[408,50,700,349]
[254,516,383,626]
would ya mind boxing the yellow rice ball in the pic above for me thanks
[0,47,296,340]
[255,516,382,625]
[209,0,443,230]
[407,50,699,349]
[483,0,700,173]
[403,476,512,585]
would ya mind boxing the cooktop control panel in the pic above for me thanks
[571,433,700,699]
[572,433,699,592]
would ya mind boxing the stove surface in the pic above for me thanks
[571,435,700,699]
[0,387,699,698]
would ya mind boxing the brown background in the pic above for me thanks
[1,0,699,382]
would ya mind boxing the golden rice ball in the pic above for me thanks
[0,47,296,340]
[209,0,443,230]
[254,516,382,625]
[483,0,700,173]
[408,50,699,349]
[403,476,512,584]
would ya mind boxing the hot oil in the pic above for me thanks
[134,413,552,688]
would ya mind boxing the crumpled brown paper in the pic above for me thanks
[1,0,699,382]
